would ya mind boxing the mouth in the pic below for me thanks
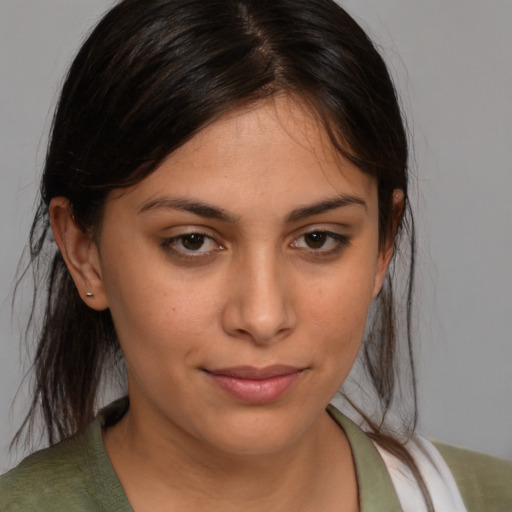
[203,365,306,404]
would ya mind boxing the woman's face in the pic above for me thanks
[92,97,392,455]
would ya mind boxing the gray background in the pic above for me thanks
[1,0,511,471]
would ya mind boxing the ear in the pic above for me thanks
[372,189,404,298]
[49,197,109,310]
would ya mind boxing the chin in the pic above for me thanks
[194,405,317,458]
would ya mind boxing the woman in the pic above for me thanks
[1,1,510,511]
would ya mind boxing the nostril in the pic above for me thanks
[222,298,296,345]
[220,258,297,344]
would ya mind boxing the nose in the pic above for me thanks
[221,250,297,345]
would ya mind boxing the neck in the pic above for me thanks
[103,400,358,512]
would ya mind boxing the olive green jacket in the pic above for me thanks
[1,401,511,511]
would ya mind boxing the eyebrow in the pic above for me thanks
[285,195,367,223]
[138,197,238,222]
[138,194,366,223]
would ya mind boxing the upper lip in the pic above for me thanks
[205,365,304,380]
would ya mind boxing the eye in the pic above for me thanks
[161,232,223,256]
[291,230,350,254]
[178,233,209,251]
[303,232,329,249]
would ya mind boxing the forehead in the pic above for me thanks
[108,96,377,218]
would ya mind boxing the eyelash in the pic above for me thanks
[160,230,351,260]
[160,232,224,259]
[291,230,351,257]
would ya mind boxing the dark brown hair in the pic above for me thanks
[15,0,430,508]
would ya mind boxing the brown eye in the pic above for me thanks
[304,232,327,249]
[290,230,350,256]
[181,234,206,250]
[161,232,223,258]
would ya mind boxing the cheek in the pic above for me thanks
[303,262,376,370]
[100,250,222,361]
[307,259,376,326]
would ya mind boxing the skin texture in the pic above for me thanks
[50,97,400,511]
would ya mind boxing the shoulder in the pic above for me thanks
[434,441,512,511]
[1,422,104,511]
[0,399,132,512]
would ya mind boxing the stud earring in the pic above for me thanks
[85,292,94,298]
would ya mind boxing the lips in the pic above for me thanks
[204,365,305,404]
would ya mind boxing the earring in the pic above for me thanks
[85,292,94,298]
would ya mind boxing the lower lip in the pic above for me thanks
[205,371,302,404]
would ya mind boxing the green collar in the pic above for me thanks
[90,399,402,511]
[327,405,403,512]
